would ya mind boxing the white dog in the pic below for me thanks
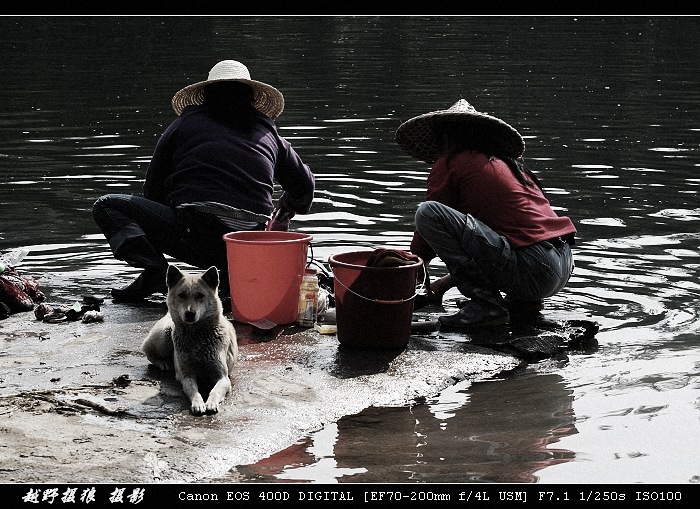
[142,265,238,415]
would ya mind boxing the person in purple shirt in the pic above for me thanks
[93,60,315,302]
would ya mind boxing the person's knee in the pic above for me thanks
[92,195,112,222]
[92,194,133,232]
[92,194,121,215]
[93,195,107,211]
[415,201,440,231]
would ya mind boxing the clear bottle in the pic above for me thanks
[297,268,319,327]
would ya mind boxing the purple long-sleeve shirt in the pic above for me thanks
[143,105,315,216]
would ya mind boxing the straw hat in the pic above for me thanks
[171,60,285,119]
[395,99,525,163]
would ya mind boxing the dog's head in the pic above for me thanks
[165,265,222,324]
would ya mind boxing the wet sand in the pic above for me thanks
[0,302,518,483]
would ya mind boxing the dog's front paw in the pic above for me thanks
[204,400,220,415]
[190,394,207,416]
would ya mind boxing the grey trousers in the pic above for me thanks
[414,201,574,302]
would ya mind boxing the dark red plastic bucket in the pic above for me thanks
[328,250,423,350]
[224,231,312,325]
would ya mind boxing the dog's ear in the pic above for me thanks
[166,265,184,288]
[202,266,219,290]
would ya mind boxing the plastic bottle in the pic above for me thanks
[0,248,29,274]
[297,268,319,327]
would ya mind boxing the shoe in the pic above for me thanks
[111,268,167,302]
[438,299,509,330]
[504,296,544,323]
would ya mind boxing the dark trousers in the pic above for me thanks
[92,194,256,290]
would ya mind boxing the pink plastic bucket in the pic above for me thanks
[329,250,423,350]
[224,231,312,325]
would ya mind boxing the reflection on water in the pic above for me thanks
[1,16,700,483]
[236,372,577,483]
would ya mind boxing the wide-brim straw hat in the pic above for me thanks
[171,60,285,119]
[395,99,525,163]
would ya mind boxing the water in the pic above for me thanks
[1,16,699,484]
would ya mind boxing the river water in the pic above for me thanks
[1,16,699,484]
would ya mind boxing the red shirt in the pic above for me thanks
[411,151,576,262]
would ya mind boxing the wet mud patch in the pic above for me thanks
[0,307,520,483]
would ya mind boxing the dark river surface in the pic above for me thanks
[1,16,699,484]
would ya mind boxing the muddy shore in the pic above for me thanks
[0,300,519,483]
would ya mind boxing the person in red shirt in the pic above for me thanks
[395,99,576,329]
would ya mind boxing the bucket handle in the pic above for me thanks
[306,242,315,269]
[331,263,427,305]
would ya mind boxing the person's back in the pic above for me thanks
[427,151,574,249]
[92,59,315,303]
[145,104,282,215]
[397,99,575,329]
